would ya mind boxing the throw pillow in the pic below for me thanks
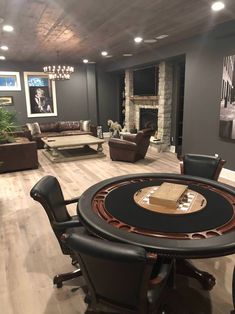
[26,122,41,135]
[80,120,91,132]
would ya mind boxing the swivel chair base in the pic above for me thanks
[176,259,216,290]
[53,268,82,288]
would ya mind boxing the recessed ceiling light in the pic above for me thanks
[101,51,108,56]
[0,56,6,60]
[155,34,168,39]
[3,24,14,32]
[123,53,133,57]
[143,39,157,44]
[0,45,8,51]
[211,1,225,11]
[134,37,143,43]
[83,59,89,63]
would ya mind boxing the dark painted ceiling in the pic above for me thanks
[0,0,235,64]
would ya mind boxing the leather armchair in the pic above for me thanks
[179,154,226,180]
[63,232,173,314]
[108,128,153,162]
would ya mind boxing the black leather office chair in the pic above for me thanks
[179,154,226,180]
[63,232,173,314]
[178,154,226,291]
[30,175,82,288]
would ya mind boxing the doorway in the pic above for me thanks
[171,57,185,156]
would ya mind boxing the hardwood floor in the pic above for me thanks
[0,142,235,314]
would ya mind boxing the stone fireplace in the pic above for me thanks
[123,61,173,150]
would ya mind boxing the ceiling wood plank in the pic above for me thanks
[0,0,235,63]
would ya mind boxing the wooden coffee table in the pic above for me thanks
[42,134,105,163]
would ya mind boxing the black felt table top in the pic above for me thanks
[104,179,233,233]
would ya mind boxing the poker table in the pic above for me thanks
[77,173,235,290]
[77,173,235,259]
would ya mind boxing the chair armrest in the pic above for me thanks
[179,160,184,174]
[21,125,33,141]
[122,134,137,142]
[52,220,82,230]
[8,131,26,137]
[149,262,173,287]
[108,138,137,151]
[214,159,226,180]
[24,129,33,141]
[90,124,97,137]
[64,197,80,205]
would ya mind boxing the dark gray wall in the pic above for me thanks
[0,62,118,129]
[105,20,235,171]
[0,62,97,124]
[96,66,119,131]
[55,68,91,121]
[183,33,235,170]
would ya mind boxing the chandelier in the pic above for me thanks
[43,51,74,80]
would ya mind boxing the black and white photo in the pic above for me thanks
[219,55,235,140]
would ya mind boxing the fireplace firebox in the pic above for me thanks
[139,108,158,131]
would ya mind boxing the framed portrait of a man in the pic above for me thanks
[24,72,57,117]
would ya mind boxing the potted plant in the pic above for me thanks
[0,107,17,144]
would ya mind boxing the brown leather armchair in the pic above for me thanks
[108,128,153,162]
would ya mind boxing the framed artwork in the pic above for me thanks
[0,96,14,106]
[24,72,57,118]
[0,71,21,91]
[219,55,235,140]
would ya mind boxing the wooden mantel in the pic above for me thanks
[130,95,159,101]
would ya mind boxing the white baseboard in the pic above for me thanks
[220,167,235,182]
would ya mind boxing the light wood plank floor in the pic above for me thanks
[1,142,235,314]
